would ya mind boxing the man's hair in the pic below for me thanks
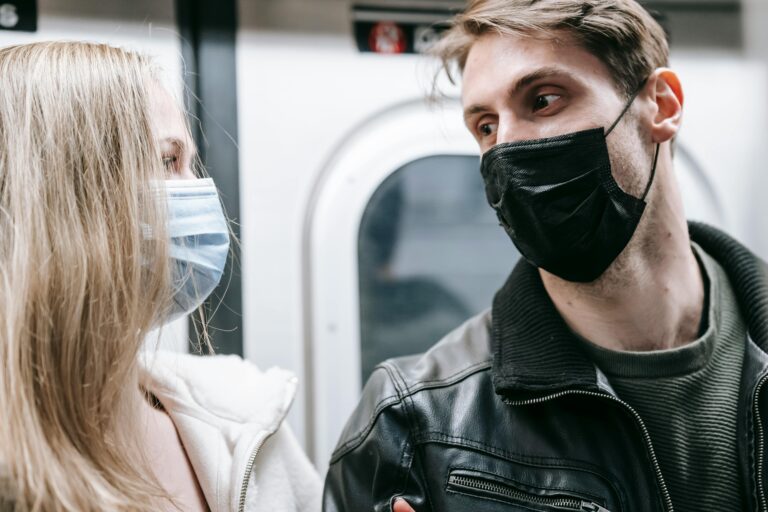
[433,0,670,98]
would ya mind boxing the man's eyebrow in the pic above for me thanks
[511,66,578,95]
[463,66,579,121]
[463,104,490,120]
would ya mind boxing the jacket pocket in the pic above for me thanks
[447,468,611,512]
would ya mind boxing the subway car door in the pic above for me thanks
[307,98,520,471]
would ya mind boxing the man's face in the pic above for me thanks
[462,31,655,209]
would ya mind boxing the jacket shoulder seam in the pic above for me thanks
[330,363,407,462]
[329,395,402,462]
[401,360,492,395]
[329,361,491,463]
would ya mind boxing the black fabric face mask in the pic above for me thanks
[480,88,660,283]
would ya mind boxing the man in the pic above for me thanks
[324,1,766,510]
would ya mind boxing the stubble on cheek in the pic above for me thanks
[588,118,659,290]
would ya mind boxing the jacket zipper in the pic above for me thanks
[754,373,768,511]
[504,390,673,512]
[237,430,278,512]
[237,376,298,512]
[448,473,610,511]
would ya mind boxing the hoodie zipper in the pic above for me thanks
[237,376,298,512]
[237,429,279,512]
[504,389,673,512]
[754,373,768,511]
[447,472,610,511]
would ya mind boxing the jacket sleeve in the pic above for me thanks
[323,364,429,512]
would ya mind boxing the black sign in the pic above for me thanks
[354,21,450,55]
[352,2,457,55]
[0,0,37,32]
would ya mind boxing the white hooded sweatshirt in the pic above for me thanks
[138,351,321,512]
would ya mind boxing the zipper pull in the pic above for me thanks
[581,502,611,512]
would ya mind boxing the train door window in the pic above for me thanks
[358,155,520,383]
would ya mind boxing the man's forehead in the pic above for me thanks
[464,29,597,67]
[461,32,612,104]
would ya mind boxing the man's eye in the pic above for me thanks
[533,94,561,112]
[479,123,498,137]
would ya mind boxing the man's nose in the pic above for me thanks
[495,116,537,145]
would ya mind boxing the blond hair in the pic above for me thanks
[0,42,174,511]
[433,0,670,97]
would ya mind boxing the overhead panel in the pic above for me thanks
[352,0,742,54]
[352,0,462,54]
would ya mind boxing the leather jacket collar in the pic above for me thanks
[491,221,768,399]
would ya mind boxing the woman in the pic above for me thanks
[0,41,320,511]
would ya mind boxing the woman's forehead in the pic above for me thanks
[149,84,194,153]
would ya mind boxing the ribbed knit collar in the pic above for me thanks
[577,245,720,379]
[491,222,768,398]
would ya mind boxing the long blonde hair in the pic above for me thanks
[0,41,174,511]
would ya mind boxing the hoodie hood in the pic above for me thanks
[138,351,318,512]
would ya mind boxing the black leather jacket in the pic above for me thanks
[323,223,768,512]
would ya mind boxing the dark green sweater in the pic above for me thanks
[579,245,745,510]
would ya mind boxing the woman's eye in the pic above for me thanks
[533,94,561,112]
[162,155,178,172]
[479,123,498,138]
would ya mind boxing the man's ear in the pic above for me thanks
[647,68,684,144]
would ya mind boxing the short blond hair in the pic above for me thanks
[433,0,669,97]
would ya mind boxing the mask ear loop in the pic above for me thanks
[605,79,649,137]
[641,143,661,202]
[604,78,660,202]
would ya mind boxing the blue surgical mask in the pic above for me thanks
[162,178,230,323]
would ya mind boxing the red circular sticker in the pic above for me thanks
[369,21,407,55]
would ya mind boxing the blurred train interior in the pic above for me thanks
[1,0,766,472]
